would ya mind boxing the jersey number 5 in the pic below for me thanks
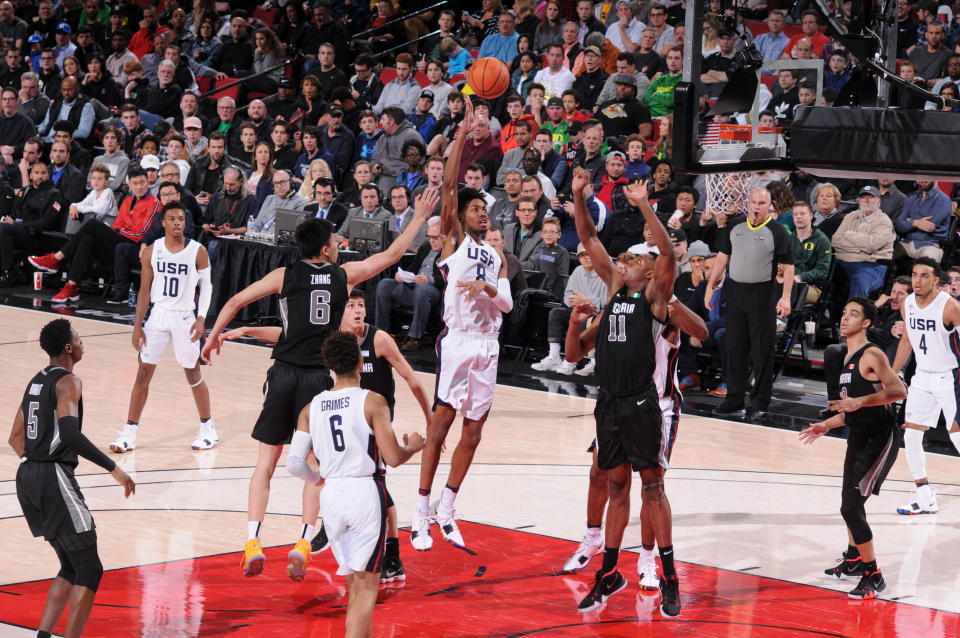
[310,290,331,325]
[26,401,39,440]
[329,415,345,452]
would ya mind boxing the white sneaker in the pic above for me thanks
[410,507,434,552]
[191,420,220,450]
[434,501,466,549]
[574,359,596,376]
[638,554,660,590]
[897,490,938,515]
[532,355,563,372]
[562,530,603,572]
[555,360,578,375]
[109,425,137,453]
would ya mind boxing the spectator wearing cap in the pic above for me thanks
[595,52,650,105]
[641,45,683,116]
[790,200,833,303]
[407,91,437,143]
[535,43,577,100]
[128,6,169,59]
[52,23,77,70]
[372,105,425,181]
[319,106,356,184]
[595,150,629,213]
[894,180,953,262]
[571,44,608,110]
[496,119,534,186]
[313,42,349,101]
[674,240,713,299]
[572,32,619,76]
[372,52,419,117]
[595,72,652,139]
[479,12,520,64]
[500,93,538,154]
[263,77,299,122]
[181,116,208,161]
[831,185,896,297]
[909,20,952,86]
[670,228,690,275]
[540,97,570,150]
[700,29,738,98]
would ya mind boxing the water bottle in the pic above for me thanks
[247,214,258,241]
[127,283,137,308]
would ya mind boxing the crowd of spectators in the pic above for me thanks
[0,0,958,399]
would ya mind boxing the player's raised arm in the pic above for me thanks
[343,187,440,286]
[624,180,676,305]
[667,298,708,341]
[565,304,600,363]
[367,391,425,467]
[571,166,618,292]
[440,96,476,255]
[201,267,286,362]
[375,330,432,427]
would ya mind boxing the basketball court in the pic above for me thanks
[2,305,959,636]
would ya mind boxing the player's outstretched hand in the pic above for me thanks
[200,338,219,364]
[219,327,248,342]
[570,302,596,325]
[623,180,649,207]
[131,327,145,353]
[404,432,426,452]
[110,466,136,497]
[798,422,828,445]
[189,318,205,343]
[414,187,440,218]
[456,279,488,300]
[462,95,475,133]
[827,397,862,413]
[571,166,590,193]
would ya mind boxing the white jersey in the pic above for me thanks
[150,237,201,312]
[308,387,383,479]
[904,291,959,373]
[439,234,503,333]
[654,331,681,400]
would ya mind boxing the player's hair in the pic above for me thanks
[913,256,942,279]
[847,297,877,327]
[322,330,362,375]
[296,217,335,259]
[349,288,365,301]
[40,318,73,356]
[162,200,185,215]
[457,187,486,217]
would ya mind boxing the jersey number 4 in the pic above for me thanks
[329,415,346,452]
[26,401,39,440]
[310,290,331,325]
[918,334,927,355]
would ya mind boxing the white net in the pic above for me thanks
[704,171,755,218]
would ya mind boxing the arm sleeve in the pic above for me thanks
[196,266,212,318]
[58,416,116,472]
[493,277,514,312]
[286,430,321,484]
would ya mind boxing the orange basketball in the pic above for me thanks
[467,57,511,100]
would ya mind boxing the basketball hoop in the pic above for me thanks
[704,170,755,218]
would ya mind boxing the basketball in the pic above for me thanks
[467,57,510,100]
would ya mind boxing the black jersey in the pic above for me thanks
[273,260,349,368]
[20,366,84,467]
[595,288,664,397]
[359,323,396,418]
[839,343,896,433]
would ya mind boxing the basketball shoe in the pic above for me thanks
[109,423,137,452]
[380,556,406,583]
[286,539,311,582]
[848,569,885,600]
[28,253,61,273]
[577,569,627,612]
[191,419,219,450]
[638,553,660,590]
[434,501,466,549]
[562,529,603,573]
[824,549,863,579]
[659,575,681,616]
[555,360,578,375]
[531,355,562,372]
[410,506,434,551]
[241,538,265,577]
[897,488,938,515]
[310,523,330,554]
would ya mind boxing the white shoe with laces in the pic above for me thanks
[555,360,578,375]
[191,420,219,450]
[434,501,466,549]
[897,489,938,515]
[410,507,434,552]
[532,355,563,372]
[563,529,603,573]
[109,424,137,453]
[574,359,596,376]
[638,554,660,590]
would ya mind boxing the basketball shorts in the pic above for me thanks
[594,385,664,471]
[252,360,333,445]
[588,394,680,468]
[434,329,499,421]
[17,461,95,542]
[904,369,960,429]
[843,425,900,498]
[321,477,387,576]
[140,307,200,368]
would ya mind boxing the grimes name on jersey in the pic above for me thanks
[311,274,331,285]
[320,397,350,411]
[156,261,189,275]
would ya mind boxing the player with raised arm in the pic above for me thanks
[800,298,906,599]
[10,319,135,638]
[568,166,681,615]
[286,331,425,638]
[110,201,216,453]
[200,188,437,579]
[410,96,514,553]
[890,257,960,515]
[218,288,433,582]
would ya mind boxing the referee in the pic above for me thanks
[704,187,794,418]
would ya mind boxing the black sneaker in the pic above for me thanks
[713,401,746,417]
[848,570,885,600]
[106,291,128,304]
[310,523,329,554]
[824,550,863,579]
[577,569,627,612]
[380,556,406,583]
[659,575,681,617]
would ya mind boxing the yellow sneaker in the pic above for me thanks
[287,538,311,582]
[241,538,265,577]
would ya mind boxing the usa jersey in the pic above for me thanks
[438,235,503,333]
[20,366,83,467]
[904,291,960,372]
[150,237,201,312]
[308,387,384,479]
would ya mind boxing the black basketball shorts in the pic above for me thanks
[594,385,664,471]
[252,360,333,445]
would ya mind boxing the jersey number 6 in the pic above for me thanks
[329,415,345,452]
[310,290,332,325]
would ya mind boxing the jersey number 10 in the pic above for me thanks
[161,275,179,298]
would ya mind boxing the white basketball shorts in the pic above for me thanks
[904,369,960,429]
[321,477,387,576]
[434,329,500,421]
[140,307,200,368]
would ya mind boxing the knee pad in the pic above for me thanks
[642,481,665,501]
[840,502,872,545]
[69,547,104,592]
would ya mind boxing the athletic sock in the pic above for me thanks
[440,484,458,511]
[917,482,933,504]
[417,488,430,511]
[548,342,561,359]
[300,524,315,540]
[37,631,51,638]
[126,420,138,428]
[200,417,211,424]
[385,537,400,560]
[247,521,262,541]
[903,428,927,481]
[861,559,877,573]
[601,547,619,573]
[846,545,860,559]
[659,545,676,578]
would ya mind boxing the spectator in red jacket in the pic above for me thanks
[128,6,170,59]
